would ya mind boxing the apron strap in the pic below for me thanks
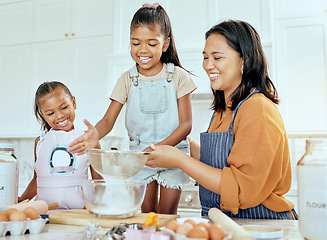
[129,64,139,86]
[166,63,174,82]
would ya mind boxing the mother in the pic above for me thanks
[146,20,298,219]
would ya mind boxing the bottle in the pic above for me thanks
[297,138,327,240]
[0,143,18,207]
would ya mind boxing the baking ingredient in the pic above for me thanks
[184,219,197,226]
[0,211,8,221]
[9,210,27,221]
[208,224,226,240]
[196,222,210,230]
[187,226,209,239]
[143,212,158,227]
[5,208,17,218]
[176,222,194,235]
[24,207,39,220]
[165,219,180,232]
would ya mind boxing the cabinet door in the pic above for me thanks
[274,0,327,19]
[0,45,31,136]
[275,17,327,133]
[71,0,114,38]
[33,0,72,42]
[69,36,113,128]
[0,2,33,46]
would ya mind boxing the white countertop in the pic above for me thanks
[1,217,304,240]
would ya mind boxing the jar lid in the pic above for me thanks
[0,143,14,150]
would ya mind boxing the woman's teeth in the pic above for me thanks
[139,57,151,64]
[210,73,220,78]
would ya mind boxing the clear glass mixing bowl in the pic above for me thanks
[82,179,146,218]
[86,149,149,179]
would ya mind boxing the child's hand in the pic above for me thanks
[68,119,100,155]
[146,145,185,169]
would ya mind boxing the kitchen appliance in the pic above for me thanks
[83,149,149,218]
[297,138,327,240]
[0,143,18,207]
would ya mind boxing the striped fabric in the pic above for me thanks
[199,89,297,219]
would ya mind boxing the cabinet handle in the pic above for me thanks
[72,33,75,37]
[65,33,68,37]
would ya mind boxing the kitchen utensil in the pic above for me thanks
[208,208,254,240]
[86,149,149,179]
[82,179,146,218]
[49,209,178,230]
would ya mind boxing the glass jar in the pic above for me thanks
[297,138,327,240]
[0,143,18,207]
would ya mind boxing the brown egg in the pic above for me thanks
[187,225,209,239]
[208,224,226,240]
[165,219,180,232]
[24,207,39,220]
[176,222,194,235]
[196,222,210,230]
[0,212,8,222]
[5,208,17,218]
[184,219,197,226]
[9,210,27,221]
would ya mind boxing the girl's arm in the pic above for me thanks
[146,145,222,195]
[143,93,192,151]
[19,137,39,202]
[68,100,123,154]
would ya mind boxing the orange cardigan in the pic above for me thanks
[208,93,294,214]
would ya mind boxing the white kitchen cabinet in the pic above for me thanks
[274,16,327,134]
[0,1,33,46]
[33,0,114,42]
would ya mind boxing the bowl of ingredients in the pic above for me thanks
[86,149,149,179]
[82,179,146,218]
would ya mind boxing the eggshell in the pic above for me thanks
[176,222,194,235]
[5,208,17,218]
[9,210,27,221]
[23,207,39,220]
[165,219,180,232]
[187,225,209,239]
[196,222,210,230]
[0,211,8,221]
[208,223,226,240]
[184,219,197,226]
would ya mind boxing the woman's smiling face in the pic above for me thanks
[202,33,243,101]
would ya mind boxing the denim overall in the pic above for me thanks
[127,63,189,188]
[200,89,298,219]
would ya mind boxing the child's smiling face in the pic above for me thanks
[38,87,76,132]
[130,24,170,76]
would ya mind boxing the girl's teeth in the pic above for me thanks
[139,57,151,64]
[58,119,68,126]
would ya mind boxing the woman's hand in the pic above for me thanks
[68,119,100,155]
[146,144,187,169]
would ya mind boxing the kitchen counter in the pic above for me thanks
[1,218,304,239]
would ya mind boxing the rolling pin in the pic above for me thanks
[4,200,58,214]
[208,208,255,240]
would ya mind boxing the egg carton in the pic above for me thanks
[0,218,47,237]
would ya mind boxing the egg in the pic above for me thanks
[9,210,27,221]
[208,223,226,240]
[187,225,209,239]
[176,222,194,235]
[196,222,210,230]
[184,219,197,226]
[165,219,180,232]
[24,207,39,220]
[5,208,17,218]
[0,212,8,222]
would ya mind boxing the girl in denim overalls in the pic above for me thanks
[68,4,196,214]
[147,20,298,220]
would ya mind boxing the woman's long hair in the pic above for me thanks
[206,20,279,112]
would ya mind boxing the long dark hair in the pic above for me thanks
[206,20,279,112]
[130,4,184,69]
[34,81,73,132]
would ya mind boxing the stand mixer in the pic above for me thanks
[82,149,149,218]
